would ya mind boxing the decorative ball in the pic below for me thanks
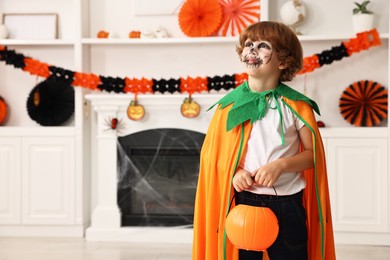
[280,0,306,26]
[225,205,279,251]
[317,121,326,127]
[26,78,75,126]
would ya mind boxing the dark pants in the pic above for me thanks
[235,190,308,260]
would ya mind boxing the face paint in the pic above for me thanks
[240,39,273,69]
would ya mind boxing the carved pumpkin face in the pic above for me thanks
[181,97,200,118]
[225,205,279,251]
[127,100,145,121]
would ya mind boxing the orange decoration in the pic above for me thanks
[129,31,141,38]
[217,0,260,36]
[23,58,50,78]
[225,204,279,251]
[0,45,5,51]
[181,96,201,118]
[0,96,8,125]
[298,54,320,75]
[73,72,102,90]
[234,72,248,86]
[339,80,388,127]
[180,76,208,95]
[178,0,223,37]
[127,99,145,121]
[97,30,109,38]
[343,28,381,56]
[124,77,154,94]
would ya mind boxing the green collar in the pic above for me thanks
[209,81,320,132]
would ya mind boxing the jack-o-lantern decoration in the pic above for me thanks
[0,95,8,125]
[127,100,145,121]
[97,30,109,38]
[129,31,141,38]
[181,97,200,118]
[225,205,279,251]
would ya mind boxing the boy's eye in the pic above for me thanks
[258,42,270,49]
[244,42,253,48]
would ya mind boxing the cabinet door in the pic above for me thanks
[0,137,21,224]
[327,138,388,233]
[22,137,75,225]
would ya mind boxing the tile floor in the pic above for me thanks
[0,237,389,260]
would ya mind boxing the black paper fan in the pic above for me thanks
[27,78,75,126]
[339,80,388,127]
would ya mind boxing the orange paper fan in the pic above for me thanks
[178,0,223,37]
[217,0,260,37]
[339,80,388,127]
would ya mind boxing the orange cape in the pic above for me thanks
[192,97,336,260]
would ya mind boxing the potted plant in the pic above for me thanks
[352,1,374,33]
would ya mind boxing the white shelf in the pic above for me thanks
[0,39,74,46]
[81,37,239,45]
[0,34,387,47]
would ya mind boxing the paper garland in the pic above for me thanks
[0,29,382,95]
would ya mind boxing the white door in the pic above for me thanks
[22,137,75,225]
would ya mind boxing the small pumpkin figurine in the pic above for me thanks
[129,31,141,38]
[225,204,279,251]
[127,99,145,121]
[97,30,109,38]
[0,95,8,125]
[181,96,200,118]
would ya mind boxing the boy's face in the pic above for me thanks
[240,38,281,77]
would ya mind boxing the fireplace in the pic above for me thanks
[85,93,221,243]
[117,128,205,227]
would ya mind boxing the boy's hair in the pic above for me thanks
[236,21,303,82]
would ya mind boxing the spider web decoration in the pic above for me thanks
[217,0,261,36]
[339,80,388,127]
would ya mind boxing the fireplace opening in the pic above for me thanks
[117,128,205,227]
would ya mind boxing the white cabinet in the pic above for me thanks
[22,137,75,225]
[322,128,390,245]
[0,137,21,225]
[0,130,84,236]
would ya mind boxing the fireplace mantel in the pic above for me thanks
[85,93,224,243]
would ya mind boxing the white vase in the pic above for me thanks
[352,13,374,33]
[0,24,8,39]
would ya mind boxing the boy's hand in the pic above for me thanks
[233,167,253,192]
[251,160,283,187]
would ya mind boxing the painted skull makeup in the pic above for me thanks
[241,40,273,69]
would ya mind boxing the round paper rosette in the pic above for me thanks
[339,80,388,127]
[178,0,222,37]
[27,78,75,126]
[217,0,261,36]
[0,95,8,125]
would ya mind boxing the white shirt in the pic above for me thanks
[239,96,306,195]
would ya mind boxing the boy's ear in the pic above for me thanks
[279,62,288,70]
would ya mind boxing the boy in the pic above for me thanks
[192,21,336,260]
